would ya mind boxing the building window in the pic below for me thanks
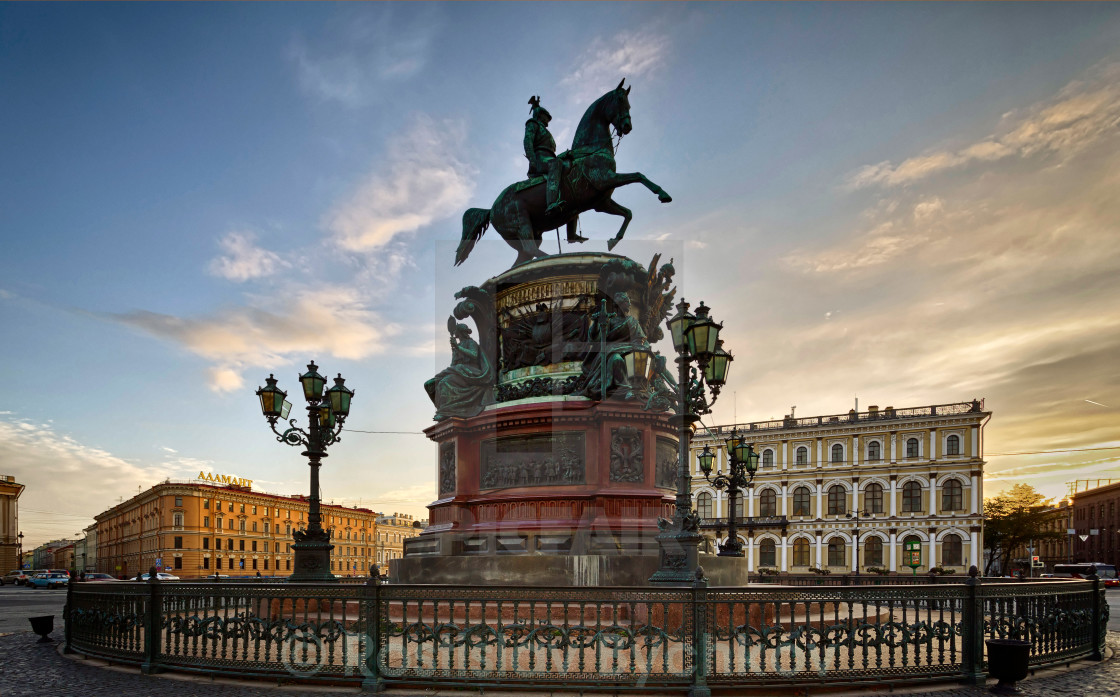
[796,447,808,465]
[263,541,269,552]
[228,519,233,530]
[864,537,883,566]
[204,500,210,509]
[203,538,210,550]
[239,540,245,551]
[228,502,234,512]
[827,540,846,567]
[286,559,291,571]
[240,520,246,532]
[252,559,258,570]
[251,541,257,552]
[793,486,811,516]
[793,538,810,566]
[227,539,233,551]
[942,480,964,511]
[174,557,182,570]
[865,483,884,513]
[203,557,210,569]
[252,506,257,515]
[759,539,776,567]
[286,524,291,535]
[942,534,963,566]
[203,516,209,527]
[831,444,844,463]
[868,441,881,461]
[696,492,713,520]
[264,522,270,533]
[762,449,775,469]
[946,435,961,456]
[827,485,846,515]
[172,513,184,527]
[906,438,919,459]
[902,481,923,512]
[759,489,777,517]
[175,496,183,507]
[228,558,234,570]
[240,504,245,513]
[173,536,182,549]
[252,522,258,532]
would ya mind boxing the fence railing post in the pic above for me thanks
[63,573,75,654]
[961,565,985,684]
[141,566,163,675]
[362,564,384,692]
[689,567,711,697]
[1089,570,1103,661]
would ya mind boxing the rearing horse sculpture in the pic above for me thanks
[455,79,672,268]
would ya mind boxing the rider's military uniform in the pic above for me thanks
[524,98,565,216]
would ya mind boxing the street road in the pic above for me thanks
[0,584,67,634]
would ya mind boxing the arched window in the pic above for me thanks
[759,489,777,517]
[731,495,744,519]
[864,536,883,566]
[902,481,923,512]
[868,441,881,461]
[762,449,775,469]
[942,534,963,566]
[864,483,884,513]
[793,486,811,516]
[831,444,844,463]
[906,438,919,459]
[827,539,846,567]
[696,492,713,520]
[827,485,846,515]
[759,539,776,567]
[793,538,811,566]
[942,479,964,511]
[946,435,961,456]
[796,447,808,465]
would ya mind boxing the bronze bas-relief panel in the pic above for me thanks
[439,442,455,497]
[480,432,586,490]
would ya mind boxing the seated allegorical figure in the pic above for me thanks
[425,317,494,420]
[581,291,650,400]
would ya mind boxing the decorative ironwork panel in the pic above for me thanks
[480,433,585,489]
[439,442,455,497]
[68,583,147,662]
[609,427,644,483]
[656,437,677,489]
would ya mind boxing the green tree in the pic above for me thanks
[983,484,1064,575]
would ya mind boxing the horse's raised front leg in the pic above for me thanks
[590,171,672,203]
[593,197,633,251]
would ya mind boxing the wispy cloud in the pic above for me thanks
[561,26,671,103]
[326,115,475,253]
[846,63,1120,189]
[0,417,200,546]
[207,231,289,282]
[289,7,441,106]
[111,285,399,393]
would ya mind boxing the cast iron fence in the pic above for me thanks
[64,572,1105,693]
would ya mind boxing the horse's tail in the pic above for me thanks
[455,208,491,266]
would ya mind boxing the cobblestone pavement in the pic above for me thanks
[1,630,1117,697]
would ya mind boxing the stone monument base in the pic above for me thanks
[391,553,751,587]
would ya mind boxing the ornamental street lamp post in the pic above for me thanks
[17,532,23,569]
[846,509,870,575]
[256,361,354,582]
[698,430,760,557]
[649,300,732,586]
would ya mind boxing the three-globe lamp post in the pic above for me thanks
[256,361,354,582]
[698,429,760,557]
[649,300,732,586]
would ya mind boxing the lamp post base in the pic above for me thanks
[290,529,336,582]
[648,520,706,586]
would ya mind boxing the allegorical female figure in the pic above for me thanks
[581,291,650,400]
[425,317,494,420]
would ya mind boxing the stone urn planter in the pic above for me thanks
[28,615,54,643]
[986,638,1031,694]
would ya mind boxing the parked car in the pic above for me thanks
[48,569,70,576]
[81,573,119,582]
[132,572,180,581]
[1,570,30,585]
[26,572,70,589]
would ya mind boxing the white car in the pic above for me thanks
[133,572,180,581]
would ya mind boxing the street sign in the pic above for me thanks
[904,539,922,575]
[1032,555,1043,568]
[1090,529,1099,536]
[155,557,162,568]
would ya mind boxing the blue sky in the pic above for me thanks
[3,3,1119,546]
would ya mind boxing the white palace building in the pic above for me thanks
[690,400,989,575]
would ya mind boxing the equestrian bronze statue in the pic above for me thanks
[455,79,672,268]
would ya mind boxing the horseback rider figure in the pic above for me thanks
[525,96,566,217]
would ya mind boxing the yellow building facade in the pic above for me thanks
[690,400,989,574]
[0,475,24,573]
[95,480,420,578]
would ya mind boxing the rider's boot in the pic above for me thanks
[545,159,566,216]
